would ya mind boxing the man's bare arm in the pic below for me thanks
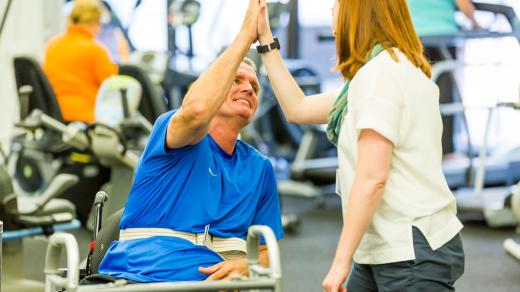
[166,0,260,149]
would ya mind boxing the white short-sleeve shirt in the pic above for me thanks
[336,48,463,265]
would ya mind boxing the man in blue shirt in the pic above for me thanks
[98,0,283,282]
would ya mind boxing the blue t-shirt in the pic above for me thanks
[98,111,283,282]
[408,0,458,36]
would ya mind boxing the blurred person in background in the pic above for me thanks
[408,0,481,155]
[97,1,131,64]
[408,0,480,37]
[44,0,118,123]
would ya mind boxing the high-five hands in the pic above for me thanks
[257,0,274,44]
[240,0,276,45]
[241,0,262,44]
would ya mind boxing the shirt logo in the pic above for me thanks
[208,166,218,177]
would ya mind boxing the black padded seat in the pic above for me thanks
[119,64,166,123]
[13,56,64,122]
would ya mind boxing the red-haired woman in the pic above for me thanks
[257,0,464,291]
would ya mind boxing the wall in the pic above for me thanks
[0,0,64,157]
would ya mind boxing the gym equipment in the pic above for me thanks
[503,183,520,260]
[22,75,149,226]
[446,101,520,227]
[167,0,201,68]
[162,66,199,109]
[99,0,142,52]
[118,64,168,124]
[10,57,111,223]
[0,0,13,41]
[89,77,148,223]
[418,3,520,227]
[15,103,138,232]
[308,3,520,191]
[422,2,520,190]
[13,57,64,122]
[257,61,336,186]
[164,0,202,109]
[10,57,164,225]
[0,154,79,241]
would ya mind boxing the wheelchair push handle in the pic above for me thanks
[93,191,109,240]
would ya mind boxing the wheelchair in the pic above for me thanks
[43,199,283,292]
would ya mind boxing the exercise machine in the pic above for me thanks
[10,57,112,224]
[503,183,520,260]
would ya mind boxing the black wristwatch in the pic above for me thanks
[256,37,280,54]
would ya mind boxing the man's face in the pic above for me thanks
[218,63,260,124]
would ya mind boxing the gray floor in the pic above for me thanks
[281,194,520,292]
[2,194,520,292]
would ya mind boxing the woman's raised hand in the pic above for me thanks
[258,0,274,43]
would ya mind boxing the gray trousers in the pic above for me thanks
[346,227,465,292]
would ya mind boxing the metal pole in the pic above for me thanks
[0,0,13,39]
[287,0,299,58]
[474,107,495,194]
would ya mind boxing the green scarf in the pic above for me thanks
[326,44,385,146]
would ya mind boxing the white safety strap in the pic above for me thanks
[119,228,247,254]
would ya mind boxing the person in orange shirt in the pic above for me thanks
[44,0,118,123]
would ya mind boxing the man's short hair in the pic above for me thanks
[241,57,257,73]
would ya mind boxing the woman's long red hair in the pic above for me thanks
[335,0,431,80]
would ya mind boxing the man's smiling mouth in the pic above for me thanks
[234,98,251,108]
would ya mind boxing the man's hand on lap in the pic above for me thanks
[199,259,249,281]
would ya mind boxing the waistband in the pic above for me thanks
[119,227,247,254]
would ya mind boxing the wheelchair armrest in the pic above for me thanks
[246,225,282,280]
[18,174,78,215]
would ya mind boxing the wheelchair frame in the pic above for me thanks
[44,225,282,292]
